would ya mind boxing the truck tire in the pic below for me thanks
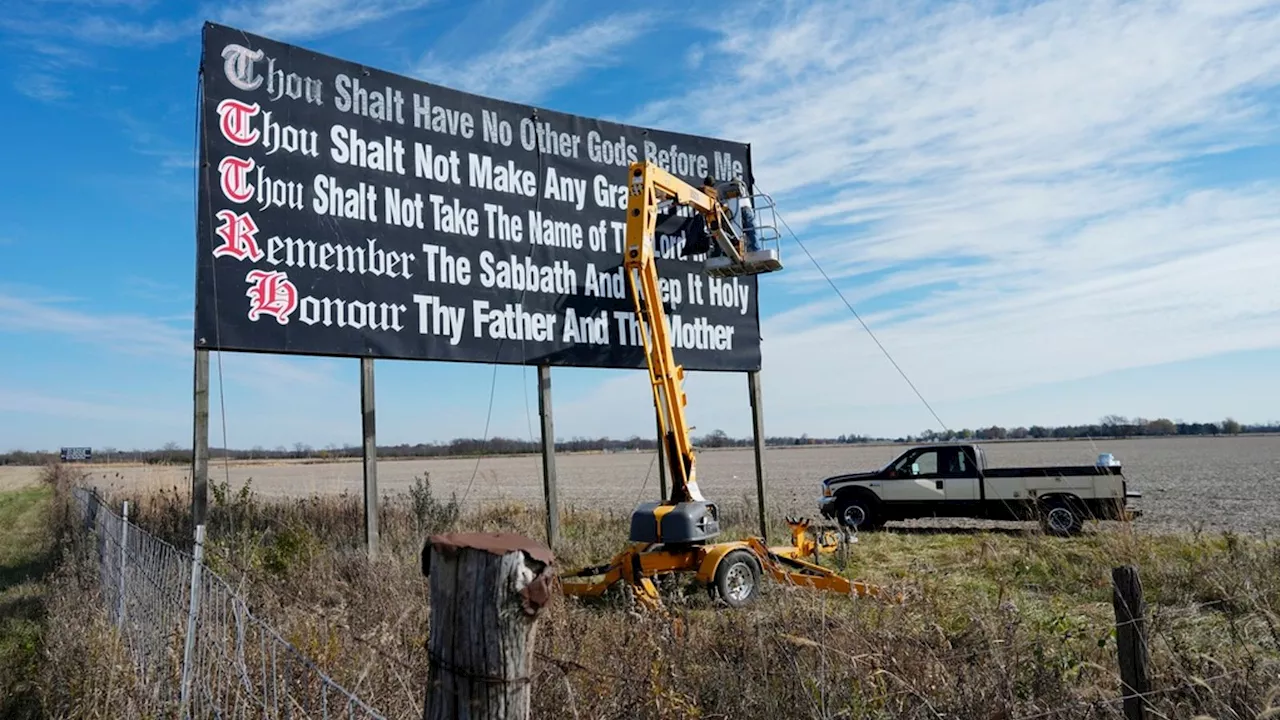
[836,494,882,532]
[1040,497,1083,536]
[712,549,761,608]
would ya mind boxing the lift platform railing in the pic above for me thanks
[653,185,785,277]
[706,187,783,278]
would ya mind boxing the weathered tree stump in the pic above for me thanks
[422,532,556,720]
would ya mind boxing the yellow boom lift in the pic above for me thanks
[559,161,887,609]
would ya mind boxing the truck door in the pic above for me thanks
[941,446,981,502]
[881,448,946,503]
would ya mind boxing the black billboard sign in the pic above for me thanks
[195,22,763,372]
[60,447,92,462]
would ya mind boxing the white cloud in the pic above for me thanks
[33,0,159,8]
[112,110,195,171]
[211,0,434,40]
[0,290,188,358]
[7,39,93,103]
[413,2,649,103]
[0,289,344,393]
[644,0,1280,194]
[0,388,177,425]
[16,74,70,102]
[8,0,428,50]
[0,14,190,45]
[567,0,1280,437]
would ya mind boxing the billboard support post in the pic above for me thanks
[361,357,379,558]
[537,365,559,549]
[749,370,768,543]
[192,349,209,527]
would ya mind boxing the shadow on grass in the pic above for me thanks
[0,548,60,594]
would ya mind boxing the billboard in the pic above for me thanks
[194,22,762,372]
[60,447,92,462]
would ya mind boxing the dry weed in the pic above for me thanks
[37,474,1280,719]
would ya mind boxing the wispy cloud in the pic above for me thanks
[16,73,70,102]
[640,1,1280,196]
[11,0,429,47]
[413,2,649,104]
[0,289,344,392]
[0,387,177,424]
[119,276,188,306]
[212,0,435,41]
[578,0,1280,437]
[6,0,428,107]
[1,14,190,46]
[113,109,195,171]
[33,0,161,8]
[0,289,188,358]
[7,39,94,103]
[3,7,186,106]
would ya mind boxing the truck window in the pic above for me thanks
[898,450,938,476]
[941,447,967,476]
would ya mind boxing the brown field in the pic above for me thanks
[4,434,1277,534]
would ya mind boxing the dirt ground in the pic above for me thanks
[3,435,1276,534]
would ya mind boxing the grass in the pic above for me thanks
[22,470,1280,718]
[0,485,57,720]
[0,464,143,719]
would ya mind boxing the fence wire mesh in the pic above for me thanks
[71,486,388,720]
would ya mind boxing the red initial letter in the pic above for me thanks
[217,98,260,146]
[218,156,256,203]
[244,269,298,325]
[213,210,263,262]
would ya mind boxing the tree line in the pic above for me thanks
[0,431,883,466]
[1,416,1273,466]
[911,415,1273,443]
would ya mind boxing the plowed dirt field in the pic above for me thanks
[4,435,1276,534]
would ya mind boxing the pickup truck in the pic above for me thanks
[817,443,1141,536]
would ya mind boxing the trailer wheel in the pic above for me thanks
[1040,497,1083,536]
[713,550,761,608]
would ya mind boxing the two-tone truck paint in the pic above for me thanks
[817,443,1141,536]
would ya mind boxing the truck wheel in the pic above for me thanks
[713,549,761,608]
[837,496,880,531]
[1041,497,1083,536]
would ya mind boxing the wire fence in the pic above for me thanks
[71,485,387,720]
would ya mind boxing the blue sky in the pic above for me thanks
[2,0,1279,452]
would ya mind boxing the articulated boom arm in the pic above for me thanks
[623,161,720,504]
[558,162,896,610]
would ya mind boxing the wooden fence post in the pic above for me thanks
[421,532,556,720]
[1111,565,1151,720]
